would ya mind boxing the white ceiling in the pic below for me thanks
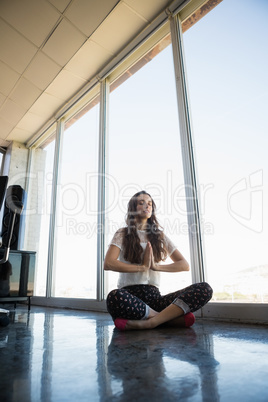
[0,0,176,147]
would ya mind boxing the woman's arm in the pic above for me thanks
[104,244,151,273]
[150,246,190,273]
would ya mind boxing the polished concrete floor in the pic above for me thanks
[0,306,267,402]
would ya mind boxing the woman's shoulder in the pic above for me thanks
[114,227,127,235]
[110,227,127,246]
[162,231,177,254]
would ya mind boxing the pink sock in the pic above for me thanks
[184,312,195,327]
[114,318,128,331]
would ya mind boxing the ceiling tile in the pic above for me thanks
[123,0,170,21]
[45,70,87,100]
[42,19,86,67]
[0,0,61,47]
[0,99,26,125]
[30,93,63,117]
[9,78,42,110]
[65,0,119,37]
[65,39,113,80]
[0,61,20,96]
[0,117,15,138]
[48,0,72,13]
[24,52,61,91]
[0,19,38,74]
[90,3,146,55]
[16,111,47,133]
[5,126,32,143]
[0,93,6,108]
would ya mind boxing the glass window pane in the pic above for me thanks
[53,100,99,298]
[25,137,55,296]
[183,0,268,302]
[106,38,192,295]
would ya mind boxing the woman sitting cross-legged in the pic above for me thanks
[104,190,213,331]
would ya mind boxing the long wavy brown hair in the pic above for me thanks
[122,190,167,264]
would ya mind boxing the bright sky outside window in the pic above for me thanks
[183,0,268,302]
[107,41,192,295]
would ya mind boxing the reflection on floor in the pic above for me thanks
[0,306,267,402]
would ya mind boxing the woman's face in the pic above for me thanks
[135,193,153,220]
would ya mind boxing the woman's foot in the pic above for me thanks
[184,312,195,327]
[115,317,153,331]
[114,318,128,331]
[114,312,195,331]
[166,312,195,328]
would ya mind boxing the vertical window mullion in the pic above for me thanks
[23,147,33,251]
[46,119,64,297]
[170,15,205,284]
[97,79,109,301]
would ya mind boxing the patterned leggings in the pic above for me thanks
[106,282,213,321]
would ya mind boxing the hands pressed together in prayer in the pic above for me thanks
[143,242,158,271]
